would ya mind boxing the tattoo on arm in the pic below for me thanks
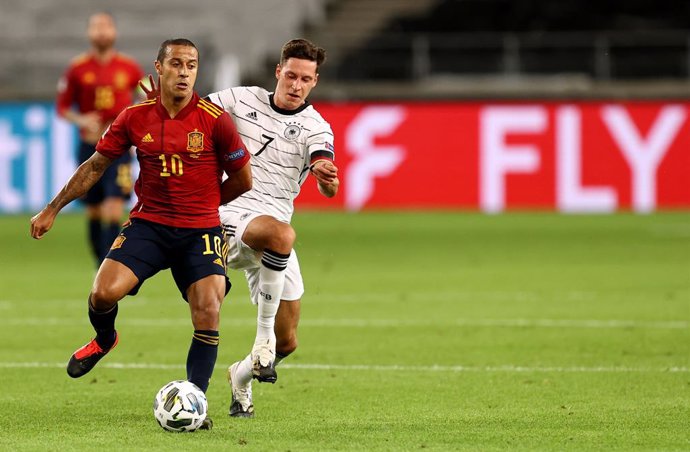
[48,153,113,211]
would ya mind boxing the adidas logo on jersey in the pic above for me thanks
[245,111,258,120]
[142,133,154,143]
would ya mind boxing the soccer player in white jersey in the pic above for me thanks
[206,39,339,418]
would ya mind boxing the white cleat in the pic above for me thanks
[251,338,277,383]
[228,361,254,418]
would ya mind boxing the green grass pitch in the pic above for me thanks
[1,211,688,451]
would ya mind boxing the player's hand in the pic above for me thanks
[79,112,102,134]
[30,206,58,240]
[310,160,338,184]
[139,74,160,100]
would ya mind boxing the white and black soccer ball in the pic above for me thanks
[153,380,208,432]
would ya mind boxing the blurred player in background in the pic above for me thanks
[56,12,143,266]
[208,38,339,418]
[32,38,252,429]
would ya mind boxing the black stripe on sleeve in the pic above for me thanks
[310,150,334,162]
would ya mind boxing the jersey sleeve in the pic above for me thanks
[55,66,76,118]
[95,109,132,159]
[205,87,240,114]
[307,122,335,164]
[214,112,250,173]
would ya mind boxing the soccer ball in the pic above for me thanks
[153,380,208,432]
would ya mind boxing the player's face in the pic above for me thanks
[155,45,198,101]
[87,13,116,52]
[274,58,319,110]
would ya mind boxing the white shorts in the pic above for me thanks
[220,209,304,303]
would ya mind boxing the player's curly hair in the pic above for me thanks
[280,39,326,69]
[157,38,198,63]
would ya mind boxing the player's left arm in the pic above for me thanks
[220,162,252,205]
[307,123,338,198]
[214,113,252,204]
[310,160,339,198]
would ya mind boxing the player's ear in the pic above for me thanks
[313,72,319,87]
[275,64,281,80]
[154,60,162,76]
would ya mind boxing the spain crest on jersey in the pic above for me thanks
[187,129,204,153]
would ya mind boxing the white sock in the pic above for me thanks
[235,353,253,386]
[256,249,289,342]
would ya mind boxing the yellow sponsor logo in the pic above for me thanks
[142,133,154,143]
[213,258,224,268]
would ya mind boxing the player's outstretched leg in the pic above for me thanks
[252,248,290,383]
[227,361,254,418]
[67,332,119,378]
[67,301,119,378]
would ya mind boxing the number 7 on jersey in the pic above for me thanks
[255,134,274,156]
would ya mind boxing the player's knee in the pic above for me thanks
[89,287,120,310]
[268,223,296,251]
[190,300,222,329]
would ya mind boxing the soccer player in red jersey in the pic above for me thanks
[56,12,144,266]
[31,39,252,429]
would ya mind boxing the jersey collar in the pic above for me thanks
[156,92,199,120]
[269,93,310,116]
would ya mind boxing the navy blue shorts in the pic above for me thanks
[105,219,231,300]
[78,142,133,205]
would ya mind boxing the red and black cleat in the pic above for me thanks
[66,332,119,378]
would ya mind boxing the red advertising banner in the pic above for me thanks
[296,102,690,212]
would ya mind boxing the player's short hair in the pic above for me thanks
[280,39,326,70]
[157,38,198,63]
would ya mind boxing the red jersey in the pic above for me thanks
[96,93,250,228]
[56,52,143,139]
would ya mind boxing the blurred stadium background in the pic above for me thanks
[1,0,689,214]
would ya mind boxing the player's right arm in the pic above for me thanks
[30,152,114,239]
[31,108,132,240]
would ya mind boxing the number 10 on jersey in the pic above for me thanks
[159,154,183,177]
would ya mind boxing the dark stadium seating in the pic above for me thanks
[333,0,690,81]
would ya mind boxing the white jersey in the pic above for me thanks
[207,86,335,223]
